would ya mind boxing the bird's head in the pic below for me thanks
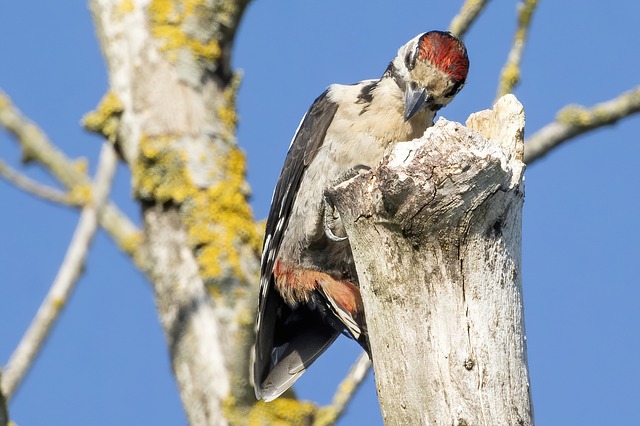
[387,31,469,121]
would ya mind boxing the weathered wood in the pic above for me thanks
[327,95,532,426]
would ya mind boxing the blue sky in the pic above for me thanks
[1,1,639,425]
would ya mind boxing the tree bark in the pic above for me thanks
[89,1,258,424]
[327,95,533,425]
[142,205,231,426]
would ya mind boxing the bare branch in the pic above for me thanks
[0,160,75,206]
[0,90,85,188]
[1,143,118,400]
[315,352,372,426]
[525,87,640,164]
[496,0,538,100]
[449,0,490,39]
[0,89,143,264]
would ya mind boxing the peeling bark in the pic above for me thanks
[327,95,533,425]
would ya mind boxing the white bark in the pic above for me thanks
[142,206,230,426]
[89,1,256,423]
[327,95,532,425]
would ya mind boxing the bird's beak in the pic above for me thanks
[404,87,430,121]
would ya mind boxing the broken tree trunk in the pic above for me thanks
[327,95,533,425]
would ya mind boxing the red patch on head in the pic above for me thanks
[418,31,469,83]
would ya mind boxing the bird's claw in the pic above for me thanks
[324,222,348,242]
[332,164,371,186]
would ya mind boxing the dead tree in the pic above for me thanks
[327,95,533,425]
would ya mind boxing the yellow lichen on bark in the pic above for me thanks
[134,133,260,283]
[67,183,93,206]
[496,0,538,99]
[557,104,612,126]
[117,0,134,14]
[500,62,520,96]
[83,91,124,143]
[0,91,9,109]
[148,0,221,62]
[218,74,242,134]
[120,231,143,256]
[72,158,89,175]
[518,0,538,28]
[230,398,317,426]
[134,134,197,203]
[185,147,261,282]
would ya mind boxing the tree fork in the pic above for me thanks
[326,95,533,425]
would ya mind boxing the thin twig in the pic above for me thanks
[0,91,85,188]
[449,0,491,39]
[0,160,75,206]
[314,352,372,426]
[525,87,640,165]
[0,143,118,401]
[496,0,538,100]
[0,89,143,262]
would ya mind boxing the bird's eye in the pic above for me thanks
[442,79,465,98]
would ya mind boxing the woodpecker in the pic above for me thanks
[253,31,469,401]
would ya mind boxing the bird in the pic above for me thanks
[253,30,469,402]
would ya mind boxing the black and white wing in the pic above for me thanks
[253,90,339,401]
